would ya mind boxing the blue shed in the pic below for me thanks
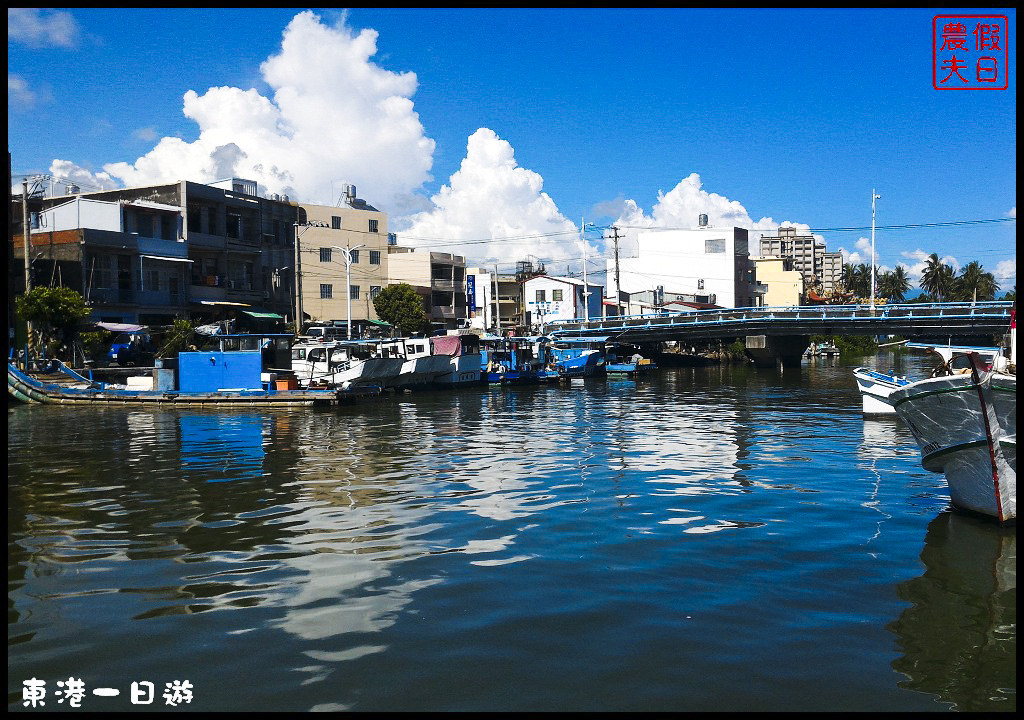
[177,351,264,392]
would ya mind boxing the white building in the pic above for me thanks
[606,223,757,309]
[521,275,603,331]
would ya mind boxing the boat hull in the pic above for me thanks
[853,367,909,415]
[8,362,346,406]
[892,371,1016,522]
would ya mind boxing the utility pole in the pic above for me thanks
[22,179,33,358]
[493,264,501,335]
[610,225,622,316]
[292,223,304,333]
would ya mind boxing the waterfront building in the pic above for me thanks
[295,186,390,335]
[9,178,297,327]
[606,219,757,309]
[750,255,804,307]
[759,225,843,296]
[521,274,604,332]
[387,248,469,334]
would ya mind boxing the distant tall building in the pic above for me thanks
[759,226,843,294]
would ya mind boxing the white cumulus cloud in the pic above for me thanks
[610,173,818,257]
[59,11,435,212]
[398,128,580,268]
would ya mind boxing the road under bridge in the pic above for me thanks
[546,301,1015,368]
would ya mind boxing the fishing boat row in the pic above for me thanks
[8,333,659,406]
[854,316,1016,524]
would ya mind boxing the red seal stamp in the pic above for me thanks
[933,15,1009,90]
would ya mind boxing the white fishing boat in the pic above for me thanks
[854,343,1008,415]
[891,353,1016,523]
[853,368,913,415]
[429,333,484,386]
[290,339,404,390]
[387,338,454,389]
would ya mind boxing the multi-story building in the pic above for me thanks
[521,275,604,331]
[387,249,469,334]
[295,185,390,335]
[607,219,757,309]
[10,178,297,327]
[759,226,843,295]
[750,256,804,307]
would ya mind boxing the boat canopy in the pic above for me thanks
[95,322,146,333]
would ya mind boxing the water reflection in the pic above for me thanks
[888,512,1016,711]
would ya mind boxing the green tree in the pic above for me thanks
[878,265,911,303]
[1001,286,1016,302]
[15,286,91,357]
[372,283,430,336]
[920,253,955,301]
[156,317,196,358]
[953,260,998,302]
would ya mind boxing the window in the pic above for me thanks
[350,250,359,264]
[187,206,201,232]
[705,238,726,254]
[207,207,218,235]
[332,216,342,230]
[552,289,563,302]
[350,285,360,300]
[370,285,382,299]
[226,213,241,239]
[148,270,160,292]
[369,250,381,265]
[320,284,333,299]
[368,219,379,233]
[320,247,332,262]
[535,289,546,303]
[137,213,153,238]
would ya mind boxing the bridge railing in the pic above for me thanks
[547,301,1014,336]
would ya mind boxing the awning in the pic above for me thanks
[241,310,285,320]
[141,254,193,263]
[366,319,392,327]
[196,300,250,307]
[96,322,146,333]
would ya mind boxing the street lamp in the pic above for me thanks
[332,244,366,339]
[580,218,595,323]
[870,189,881,312]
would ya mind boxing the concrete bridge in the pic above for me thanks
[546,301,1015,368]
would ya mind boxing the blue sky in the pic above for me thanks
[8,8,1017,292]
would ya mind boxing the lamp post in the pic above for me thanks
[870,189,881,312]
[332,244,366,339]
[580,218,594,323]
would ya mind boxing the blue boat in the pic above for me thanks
[546,338,606,379]
[604,344,657,377]
[481,337,540,385]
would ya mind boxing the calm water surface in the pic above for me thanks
[8,353,1016,711]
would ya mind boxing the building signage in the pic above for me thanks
[466,274,476,311]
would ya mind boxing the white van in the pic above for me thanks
[304,325,348,342]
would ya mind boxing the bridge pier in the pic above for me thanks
[744,335,809,370]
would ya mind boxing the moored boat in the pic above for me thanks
[891,354,1016,523]
[290,338,404,390]
[854,343,1008,415]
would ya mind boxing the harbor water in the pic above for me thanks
[8,353,1016,711]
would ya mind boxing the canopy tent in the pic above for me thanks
[95,322,146,333]
[241,310,285,320]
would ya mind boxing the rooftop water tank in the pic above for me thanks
[698,213,708,227]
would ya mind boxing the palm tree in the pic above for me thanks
[920,253,955,301]
[850,263,872,298]
[954,260,999,302]
[887,265,911,303]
